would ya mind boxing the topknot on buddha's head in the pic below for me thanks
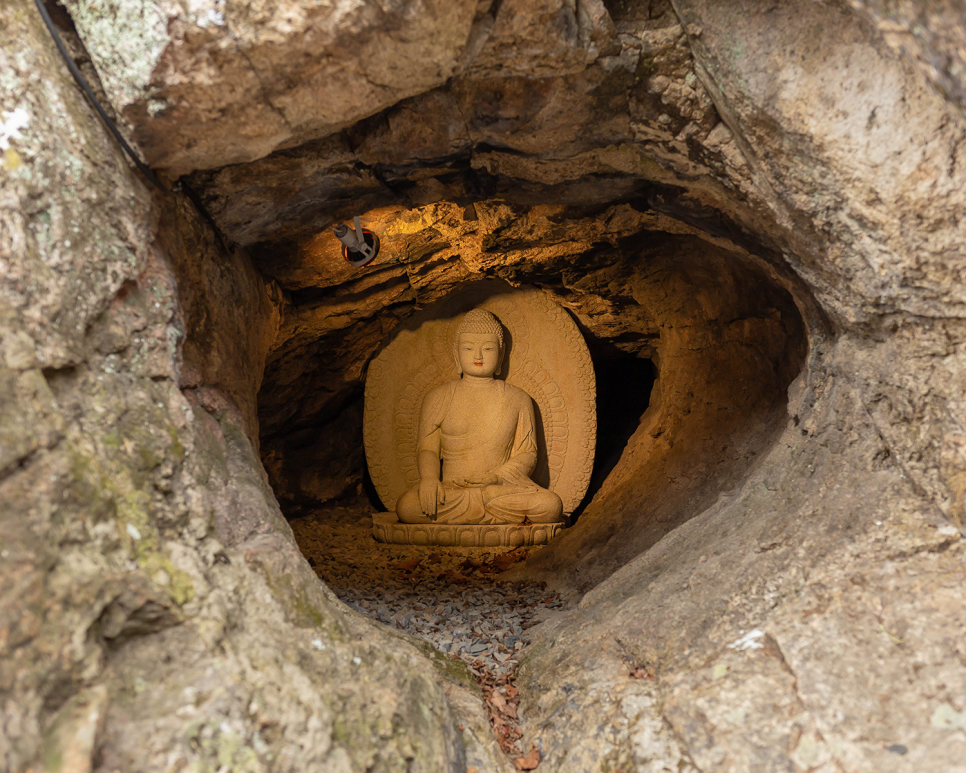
[455,309,504,348]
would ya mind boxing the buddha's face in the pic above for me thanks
[457,332,502,378]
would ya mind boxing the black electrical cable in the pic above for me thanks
[33,0,167,192]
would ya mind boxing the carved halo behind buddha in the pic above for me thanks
[364,284,596,548]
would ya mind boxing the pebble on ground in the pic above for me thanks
[291,499,574,682]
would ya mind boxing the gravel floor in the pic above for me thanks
[291,499,575,682]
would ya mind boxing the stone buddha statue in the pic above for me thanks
[395,309,564,526]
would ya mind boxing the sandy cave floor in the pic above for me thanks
[290,498,579,758]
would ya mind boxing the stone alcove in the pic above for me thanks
[253,215,810,587]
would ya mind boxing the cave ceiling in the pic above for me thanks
[63,0,966,512]
[180,0,733,271]
[147,0,814,457]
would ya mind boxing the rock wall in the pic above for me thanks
[61,0,482,176]
[849,0,966,118]
[514,1,966,770]
[0,3,486,770]
[4,0,966,771]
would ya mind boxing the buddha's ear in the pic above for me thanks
[453,347,462,375]
[495,347,505,377]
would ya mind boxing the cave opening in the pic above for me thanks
[252,198,811,582]
[245,197,810,745]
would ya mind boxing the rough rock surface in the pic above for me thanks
[290,499,577,768]
[61,0,482,176]
[849,0,966,117]
[0,3,482,770]
[518,374,966,771]
[5,0,966,771]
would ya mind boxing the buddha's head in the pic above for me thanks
[454,309,505,378]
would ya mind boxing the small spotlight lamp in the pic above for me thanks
[331,216,380,267]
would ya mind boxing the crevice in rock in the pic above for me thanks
[173,178,233,256]
[572,332,657,522]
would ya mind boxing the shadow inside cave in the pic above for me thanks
[572,334,657,523]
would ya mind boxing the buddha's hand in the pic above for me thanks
[419,477,446,516]
[454,473,500,488]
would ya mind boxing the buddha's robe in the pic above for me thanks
[396,380,563,524]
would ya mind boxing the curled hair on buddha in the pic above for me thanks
[455,309,504,346]
[454,309,505,375]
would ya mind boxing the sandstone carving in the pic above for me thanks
[395,308,564,525]
[365,286,596,546]
[371,513,564,548]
